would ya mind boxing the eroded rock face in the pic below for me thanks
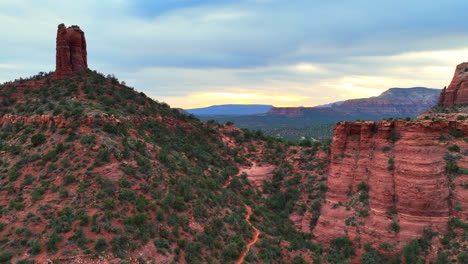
[438,62,468,106]
[313,120,468,252]
[54,23,87,79]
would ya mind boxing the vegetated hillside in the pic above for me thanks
[185,104,273,116]
[0,70,464,264]
[263,124,335,140]
[197,88,440,137]
[0,70,335,263]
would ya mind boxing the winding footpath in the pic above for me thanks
[224,163,262,264]
[235,205,261,264]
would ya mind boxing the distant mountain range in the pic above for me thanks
[268,87,439,117]
[190,87,441,137]
[186,104,273,115]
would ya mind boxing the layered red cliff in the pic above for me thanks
[54,23,88,79]
[313,120,468,252]
[438,62,468,106]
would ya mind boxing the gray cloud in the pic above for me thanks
[1,0,467,107]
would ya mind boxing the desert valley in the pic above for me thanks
[0,9,467,264]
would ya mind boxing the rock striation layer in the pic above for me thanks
[313,120,468,252]
[438,62,468,106]
[54,23,87,79]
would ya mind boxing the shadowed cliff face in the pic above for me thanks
[55,23,88,79]
[438,62,468,106]
[313,120,468,254]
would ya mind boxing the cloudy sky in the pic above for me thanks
[1,0,468,108]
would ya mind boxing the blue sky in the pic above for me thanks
[1,0,468,108]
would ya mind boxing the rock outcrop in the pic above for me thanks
[54,23,87,79]
[438,62,468,106]
[313,120,468,252]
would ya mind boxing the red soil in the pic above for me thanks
[235,205,260,264]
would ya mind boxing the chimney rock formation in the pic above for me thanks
[438,62,468,106]
[54,23,87,79]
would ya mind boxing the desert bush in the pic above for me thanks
[0,250,13,262]
[448,144,460,152]
[31,133,47,147]
[450,129,463,138]
[80,135,96,146]
[46,232,62,253]
[95,237,107,252]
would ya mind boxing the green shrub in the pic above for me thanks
[458,253,468,264]
[361,244,387,264]
[449,129,463,138]
[96,148,110,163]
[358,182,369,192]
[17,259,35,264]
[136,157,151,173]
[448,144,460,152]
[103,123,119,134]
[42,149,58,162]
[118,179,132,188]
[154,238,170,251]
[387,157,395,171]
[95,237,108,252]
[119,188,136,201]
[80,135,96,146]
[63,174,76,185]
[379,242,394,251]
[0,250,13,262]
[327,236,356,262]
[446,160,459,174]
[47,232,62,253]
[433,252,450,264]
[28,239,41,255]
[358,209,370,217]
[390,129,400,143]
[438,135,449,142]
[31,187,46,201]
[31,133,47,147]
[110,236,130,258]
[15,227,33,236]
[359,192,369,205]
[402,237,431,264]
[22,174,35,186]
[390,221,400,233]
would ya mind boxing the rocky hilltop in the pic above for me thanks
[438,62,468,106]
[0,23,332,264]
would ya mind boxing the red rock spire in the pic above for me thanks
[438,62,468,106]
[54,23,88,79]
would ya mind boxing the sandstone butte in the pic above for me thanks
[54,23,88,79]
[438,62,468,106]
